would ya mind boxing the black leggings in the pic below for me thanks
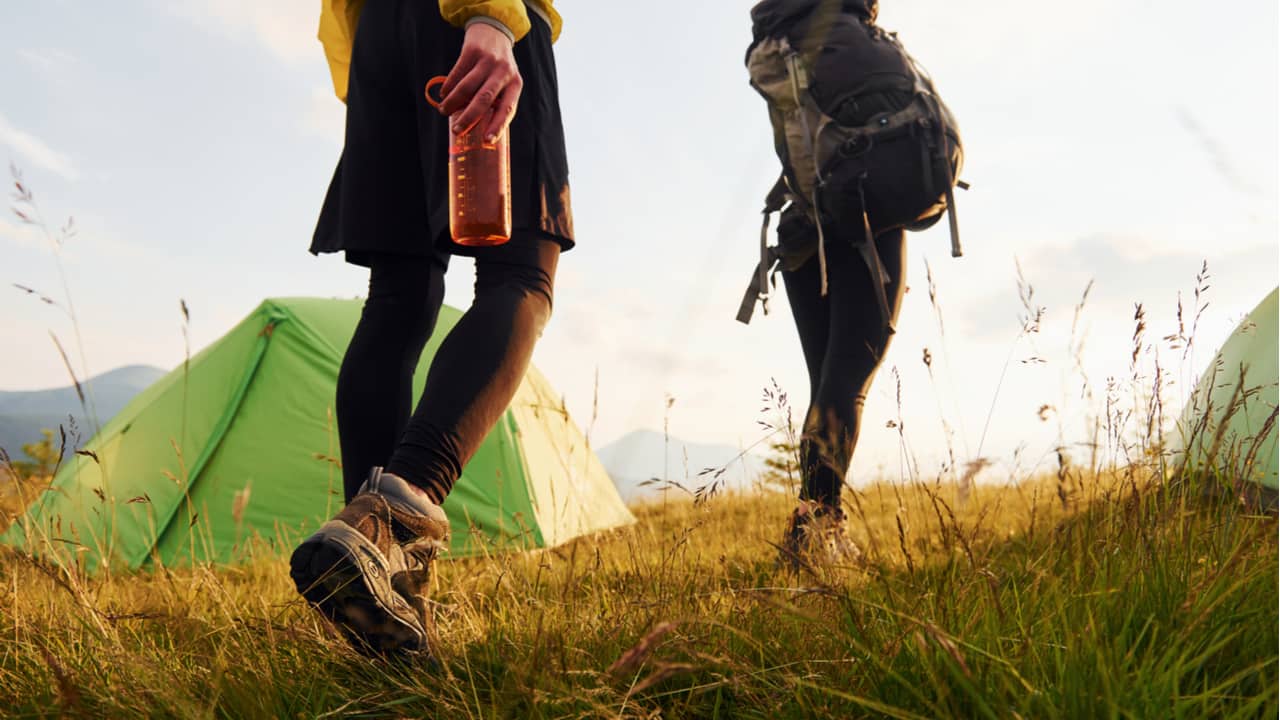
[781,227,906,508]
[335,237,559,502]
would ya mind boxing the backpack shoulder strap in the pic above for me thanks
[783,50,830,298]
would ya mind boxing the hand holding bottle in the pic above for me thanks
[436,22,523,142]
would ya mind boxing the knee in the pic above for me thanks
[361,262,445,349]
[807,390,868,429]
[362,301,440,360]
[477,266,554,330]
[512,279,554,336]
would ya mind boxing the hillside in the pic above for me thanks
[596,429,769,501]
[0,364,165,456]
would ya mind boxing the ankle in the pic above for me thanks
[797,497,842,517]
[402,478,446,506]
[362,466,448,507]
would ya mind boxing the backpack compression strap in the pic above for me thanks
[906,62,964,258]
[737,176,789,325]
[855,177,894,333]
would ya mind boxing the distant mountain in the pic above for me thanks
[0,364,166,457]
[596,429,769,502]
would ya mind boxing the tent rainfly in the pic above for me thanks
[1177,287,1278,493]
[2,298,634,569]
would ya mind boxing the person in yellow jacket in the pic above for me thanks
[291,0,574,656]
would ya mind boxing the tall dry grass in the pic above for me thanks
[0,468,1274,718]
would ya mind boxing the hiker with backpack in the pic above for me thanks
[290,0,572,654]
[736,0,964,563]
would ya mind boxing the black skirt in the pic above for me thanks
[311,0,574,267]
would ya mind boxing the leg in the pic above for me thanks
[805,229,907,507]
[295,253,455,655]
[387,235,560,503]
[781,242,832,500]
[335,256,446,502]
[782,247,833,396]
[294,254,454,654]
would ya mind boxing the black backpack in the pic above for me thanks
[736,0,966,329]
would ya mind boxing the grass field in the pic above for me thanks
[0,465,1275,719]
[5,159,1275,718]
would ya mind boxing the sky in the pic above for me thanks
[1,0,1277,484]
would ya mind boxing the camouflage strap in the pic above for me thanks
[786,50,829,298]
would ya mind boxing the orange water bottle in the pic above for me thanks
[425,76,512,246]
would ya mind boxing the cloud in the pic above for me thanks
[0,216,42,250]
[167,0,317,64]
[956,235,1279,340]
[0,211,144,264]
[0,112,78,180]
[302,86,345,139]
[16,47,77,72]
[621,345,730,379]
[69,215,148,263]
[1175,106,1262,200]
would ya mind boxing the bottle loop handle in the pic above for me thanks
[424,76,447,111]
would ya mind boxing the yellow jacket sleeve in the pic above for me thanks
[440,1,530,43]
[439,1,562,44]
[320,0,562,103]
[318,0,366,103]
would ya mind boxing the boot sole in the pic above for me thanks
[289,520,427,655]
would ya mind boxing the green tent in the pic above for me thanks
[2,298,634,570]
[1177,287,1278,491]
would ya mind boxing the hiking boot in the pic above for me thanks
[778,500,861,569]
[290,467,450,654]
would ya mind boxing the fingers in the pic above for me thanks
[439,51,485,117]
[452,71,513,137]
[483,76,522,140]
[440,48,469,98]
